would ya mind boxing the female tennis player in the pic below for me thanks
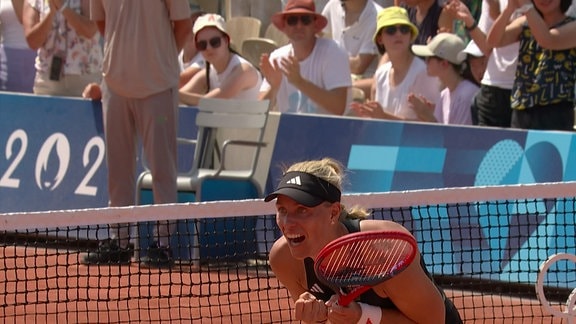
[265,158,462,324]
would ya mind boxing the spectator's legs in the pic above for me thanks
[101,82,137,248]
[134,87,178,248]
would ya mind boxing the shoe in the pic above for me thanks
[140,242,173,268]
[81,239,134,265]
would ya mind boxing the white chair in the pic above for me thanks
[135,98,270,204]
[241,37,278,67]
[225,16,262,54]
[195,0,220,14]
[264,23,290,47]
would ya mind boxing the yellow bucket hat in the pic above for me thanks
[373,7,419,45]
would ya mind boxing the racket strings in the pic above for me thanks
[320,238,413,285]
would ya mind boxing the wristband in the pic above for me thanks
[465,20,478,31]
[357,303,382,324]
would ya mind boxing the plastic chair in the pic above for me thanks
[225,16,262,54]
[195,0,220,14]
[241,37,278,67]
[135,98,270,204]
[264,23,290,47]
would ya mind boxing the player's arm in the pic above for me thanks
[269,237,308,302]
[375,254,446,323]
[358,220,445,323]
[270,237,328,323]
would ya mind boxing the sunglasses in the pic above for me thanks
[196,36,223,51]
[384,25,411,36]
[285,15,315,26]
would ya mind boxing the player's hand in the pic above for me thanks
[294,292,328,323]
[325,295,362,324]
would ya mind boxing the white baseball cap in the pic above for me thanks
[412,33,467,65]
[463,40,484,58]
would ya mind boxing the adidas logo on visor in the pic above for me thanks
[286,176,301,185]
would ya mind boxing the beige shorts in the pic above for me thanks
[33,72,101,98]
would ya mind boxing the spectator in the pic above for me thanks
[22,0,102,97]
[179,10,205,88]
[451,0,482,43]
[82,10,204,101]
[402,0,451,45]
[260,0,352,115]
[447,0,519,127]
[0,0,36,92]
[487,0,576,131]
[81,0,191,267]
[321,0,383,80]
[230,0,282,36]
[412,32,479,124]
[351,6,441,120]
[462,40,488,85]
[179,13,262,105]
[265,157,463,323]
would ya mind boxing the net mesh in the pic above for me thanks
[1,182,575,323]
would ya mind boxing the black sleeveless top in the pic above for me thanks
[303,218,463,323]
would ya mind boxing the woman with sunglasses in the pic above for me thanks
[350,6,442,120]
[179,14,262,106]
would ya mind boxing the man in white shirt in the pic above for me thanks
[260,0,352,115]
[322,0,383,79]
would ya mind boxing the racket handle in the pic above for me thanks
[338,286,372,306]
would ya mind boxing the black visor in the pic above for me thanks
[264,171,341,207]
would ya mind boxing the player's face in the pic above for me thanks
[275,195,334,259]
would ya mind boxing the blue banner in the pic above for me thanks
[0,92,197,212]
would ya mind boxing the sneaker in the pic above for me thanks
[140,242,173,268]
[81,239,134,265]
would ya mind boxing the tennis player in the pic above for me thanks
[265,158,462,323]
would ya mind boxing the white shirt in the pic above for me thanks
[0,0,29,48]
[179,52,204,72]
[209,54,262,100]
[374,57,441,120]
[434,79,479,125]
[262,37,352,115]
[322,0,383,78]
[478,0,519,89]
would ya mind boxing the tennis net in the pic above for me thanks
[1,181,575,323]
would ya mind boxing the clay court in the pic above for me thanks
[0,246,568,323]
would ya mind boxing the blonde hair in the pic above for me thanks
[285,158,370,220]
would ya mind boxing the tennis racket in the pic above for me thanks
[314,230,418,306]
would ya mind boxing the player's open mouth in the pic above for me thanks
[285,233,305,245]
